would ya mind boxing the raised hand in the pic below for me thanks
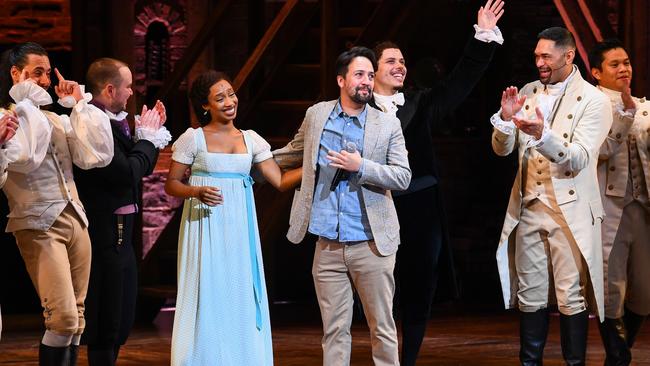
[621,79,636,111]
[513,106,545,140]
[477,0,505,29]
[54,68,83,102]
[500,86,526,121]
[0,112,18,145]
[18,69,36,85]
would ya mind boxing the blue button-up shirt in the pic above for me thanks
[308,101,373,242]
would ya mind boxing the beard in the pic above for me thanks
[350,86,372,104]
[538,67,552,85]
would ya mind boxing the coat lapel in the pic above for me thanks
[396,91,417,130]
[363,107,381,159]
[310,100,337,170]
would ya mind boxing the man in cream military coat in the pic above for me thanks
[490,27,612,365]
[590,39,650,365]
[274,46,411,366]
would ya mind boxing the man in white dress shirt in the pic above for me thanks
[0,42,113,366]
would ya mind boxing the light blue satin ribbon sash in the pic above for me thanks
[192,171,263,330]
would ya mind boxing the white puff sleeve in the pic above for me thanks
[171,128,198,165]
[246,130,272,164]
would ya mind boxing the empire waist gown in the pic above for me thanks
[170,127,273,366]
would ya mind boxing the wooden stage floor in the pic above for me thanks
[1,308,649,365]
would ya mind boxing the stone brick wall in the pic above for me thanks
[0,0,71,49]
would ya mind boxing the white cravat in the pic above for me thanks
[105,109,129,121]
[373,92,405,117]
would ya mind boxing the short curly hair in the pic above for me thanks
[189,70,232,126]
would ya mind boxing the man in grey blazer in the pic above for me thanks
[274,46,411,366]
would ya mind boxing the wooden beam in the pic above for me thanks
[620,0,650,97]
[320,0,339,100]
[153,0,233,102]
[234,1,318,128]
[553,0,616,69]
[233,0,300,91]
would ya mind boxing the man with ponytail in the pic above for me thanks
[0,42,114,365]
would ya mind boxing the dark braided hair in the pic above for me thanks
[188,70,231,126]
[0,42,48,109]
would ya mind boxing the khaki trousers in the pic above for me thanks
[14,205,91,336]
[312,238,399,366]
[606,201,650,318]
[516,199,588,315]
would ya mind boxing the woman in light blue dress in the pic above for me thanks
[165,70,301,366]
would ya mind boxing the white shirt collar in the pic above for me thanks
[105,110,128,121]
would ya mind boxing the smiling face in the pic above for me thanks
[374,48,406,95]
[11,53,52,89]
[203,79,238,123]
[591,47,632,92]
[337,56,374,106]
[534,39,574,85]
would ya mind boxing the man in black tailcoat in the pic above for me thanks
[74,58,171,365]
[369,1,504,364]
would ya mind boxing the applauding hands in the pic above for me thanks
[137,100,167,131]
[500,86,544,140]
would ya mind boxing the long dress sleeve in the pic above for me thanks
[62,95,114,170]
[3,81,53,174]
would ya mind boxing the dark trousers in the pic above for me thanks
[81,214,137,358]
[394,185,443,365]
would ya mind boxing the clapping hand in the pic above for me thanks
[477,0,505,30]
[53,68,83,102]
[500,86,526,121]
[136,100,167,130]
[0,112,18,145]
[513,106,545,140]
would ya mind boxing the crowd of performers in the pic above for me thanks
[0,0,647,365]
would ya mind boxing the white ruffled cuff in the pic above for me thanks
[473,25,504,45]
[526,125,551,148]
[135,126,172,149]
[614,102,636,118]
[490,111,516,135]
[9,81,53,106]
[58,85,92,109]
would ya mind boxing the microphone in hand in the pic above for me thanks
[330,141,357,191]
